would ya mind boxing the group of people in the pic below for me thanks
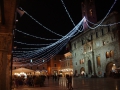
[12,76,35,88]
[12,75,46,88]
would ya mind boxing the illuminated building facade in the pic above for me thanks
[70,12,120,77]
[13,55,64,76]
[59,52,73,77]
[47,55,64,76]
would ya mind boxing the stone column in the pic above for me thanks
[0,33,13,90]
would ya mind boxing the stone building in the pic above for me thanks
[70,12,120,77]
[13,55,64,76]
[47,55,64,76]
[59,52,73,77]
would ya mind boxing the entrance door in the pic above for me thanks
[88,60,92,74]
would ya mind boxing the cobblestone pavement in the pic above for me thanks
[14,77,120,90]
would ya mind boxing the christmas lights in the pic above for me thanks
[15,29,59,40]
[19,7,64,37]
[60,0,75,26]
[85,0,117,29]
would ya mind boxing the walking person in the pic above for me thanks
[67,75,73,90]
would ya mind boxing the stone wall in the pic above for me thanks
[0,0,16,90]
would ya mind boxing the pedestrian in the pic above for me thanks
[67,75,73,90]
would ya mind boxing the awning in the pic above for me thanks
[12,67,34,74]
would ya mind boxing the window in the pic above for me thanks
[96,56,101,67]
[89,9,93,16]
[76,62,77,65]
[37,67,38,69]
[80,59,84,64]
[74,53,76,57]
[54,64,56,67]
[96,32,98,38]
[101,28,104,35]
[91,35,93,40]
[108,26,110,32]
[43,67,45,69]
[110,50,114,57]
[82,40,84,45]
[74,42,76,49]
[106,52,110,58]
[103,41,105,45]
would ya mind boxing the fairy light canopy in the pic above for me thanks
[13,0,120,65]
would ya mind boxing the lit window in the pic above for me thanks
[82,59,84,64]
[106,52,110,58]
[97,56,101,67]
[110,50,114,57]
[103,41,105,45]
[89,9,93,16]
[80,60,81,64]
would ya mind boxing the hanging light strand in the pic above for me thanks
[19,7,64,37]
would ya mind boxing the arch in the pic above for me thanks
[88,60,92,74]
[106,62,114,77]
[80,67,85,75]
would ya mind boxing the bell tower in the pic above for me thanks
[81,0,97,29]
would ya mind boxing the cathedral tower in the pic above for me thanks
[81,0,97,29]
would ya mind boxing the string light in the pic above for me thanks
[14,41,52,46]
[85,0,117,29]
[19,7,64,37]
[17,37,70,65]
[60,0,75,26]
[14,0,119,65]
[13,17,85,64]
[86,18,120,26]
[15,29,59,40]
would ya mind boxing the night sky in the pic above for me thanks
[14,0,120,54]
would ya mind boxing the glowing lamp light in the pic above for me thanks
[30,59,32,63]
